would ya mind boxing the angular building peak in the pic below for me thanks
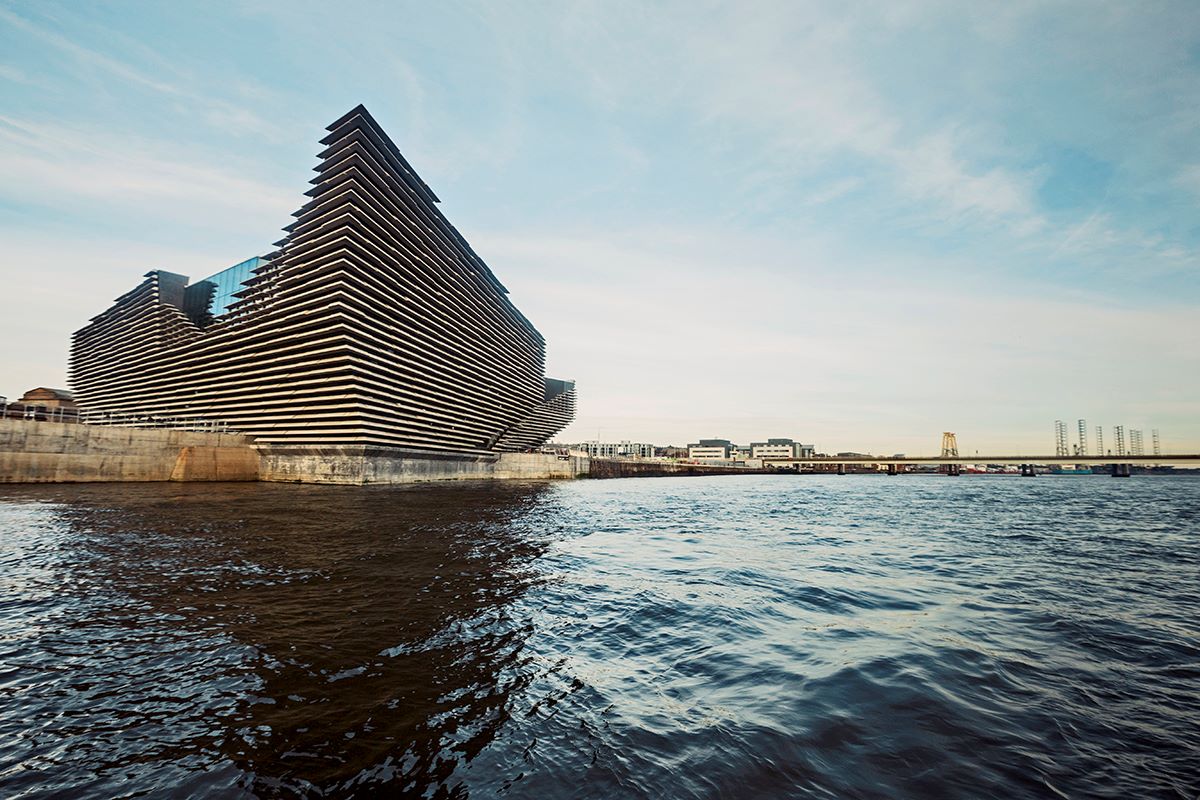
[318,103,440,204]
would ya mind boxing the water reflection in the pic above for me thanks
[1,482,558,797]
[2,476,1198,799]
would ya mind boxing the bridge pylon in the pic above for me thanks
[940,432,959,458]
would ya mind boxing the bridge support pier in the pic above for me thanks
[1111,463,1131,478]
[1020,464,1037,477]
[887,463,897,476]
[946,463,961,476]
[837,463,846,475]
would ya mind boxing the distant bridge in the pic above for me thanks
[758,453,1197,477]
[775,454,1200,466]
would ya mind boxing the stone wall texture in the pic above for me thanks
[1,420,588,485]
[258,445,588,485]
[169,446,263,482]
[0,419,257,483]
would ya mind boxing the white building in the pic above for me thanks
[750,438,816,460]
[574,441,656,458]
[751,441,794,460]
[688,438,733,460]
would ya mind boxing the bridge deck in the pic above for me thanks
[767,455,1200,465]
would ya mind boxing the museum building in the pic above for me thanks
[69,105,575,453]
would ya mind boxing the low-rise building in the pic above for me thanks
[751,438,794,460]
[750,438,816,460]
[2,387,79,422]
[574,441,656,458]
[688,438,733,460]
[18,387,76,409]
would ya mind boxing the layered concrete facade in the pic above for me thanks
[69,104,575,455]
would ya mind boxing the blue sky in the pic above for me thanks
[1,1,1198,454]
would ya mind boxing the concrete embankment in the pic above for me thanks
[0,419,588,484]
[589,458,768,479]
[0,423,777,485]
[258,446,588,485]
[0,418,258,483]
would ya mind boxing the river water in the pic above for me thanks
[0,475,1197,799]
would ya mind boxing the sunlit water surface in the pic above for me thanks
[0,475,1197,799]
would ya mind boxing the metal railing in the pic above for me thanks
[1,398,232,433]
[1,398,80,424]
[78,409,233,433]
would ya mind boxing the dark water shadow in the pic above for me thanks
[0,481,560,798]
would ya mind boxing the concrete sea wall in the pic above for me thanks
[0,419,258,483]
[589,458,768,479]
[258,445,589,485]
[0,420,588,484]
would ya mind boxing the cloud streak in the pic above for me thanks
[0,5,291,141]
[0,114,297,231]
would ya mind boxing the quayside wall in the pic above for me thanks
[258,446,589,485]
[589,458,769,479]
[0,418,258,483]
[0,420,588,484]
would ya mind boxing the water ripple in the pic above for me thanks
[0,476,1197,798]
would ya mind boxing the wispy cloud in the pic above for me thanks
[0,114,297,229]
[1046,209,1199,277]
[0,62,40,86]
[0,5,290,141]
[890,128,1042,228]
[0,5,179,92]
[1176,164,1200,197]
[542,2,1192,264]
[802,177,864,207]
[566,4,1039,225]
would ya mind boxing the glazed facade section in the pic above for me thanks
[69,105,574,452]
